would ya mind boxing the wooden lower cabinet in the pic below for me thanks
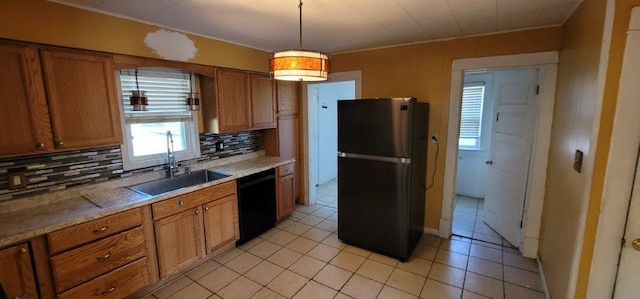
[276,164,296,220]
[203,195,239,254]
[46,208,152,298]
[154,207,205,279]
[0,243,38,299]
[57,257,150,299]
[153,182,239,279]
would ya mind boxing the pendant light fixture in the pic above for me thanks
[129,69,148,111]
[185,72,200,111]
[270,0,330,81]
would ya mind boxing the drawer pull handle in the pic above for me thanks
[178,199,184,207]
[13,295,26,299]
[99,286,116,295]
[93,226,109,234]
[97,253,111,261]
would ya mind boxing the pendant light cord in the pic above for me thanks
[189,72,193,93]
[299,0,303,50]
[135,69,140,91]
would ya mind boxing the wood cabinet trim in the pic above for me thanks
[203,194,239,254]
[154,207,205,278]
[112,54,215,77]
[0,243,38,299]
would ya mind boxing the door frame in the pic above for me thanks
[441,52,558,257]
[587,6,640,298]
[300,71,362,205]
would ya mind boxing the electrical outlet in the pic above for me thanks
[430,133,438,143]
[8,172,27,190]
[215,141,224,151]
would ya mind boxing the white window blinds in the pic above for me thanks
[460,84,485,139]
[120,68,192,116]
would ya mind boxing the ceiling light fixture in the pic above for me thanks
[270,0,330,81]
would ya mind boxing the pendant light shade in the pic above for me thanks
[270,0,330,81]
[185,73,200,111]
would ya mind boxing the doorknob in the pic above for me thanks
[632,239,640,251]
[485,160,493,165]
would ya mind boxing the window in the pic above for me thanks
[459,83,485,150]
[118,68,200,170]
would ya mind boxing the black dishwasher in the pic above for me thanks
[236,169,276,245]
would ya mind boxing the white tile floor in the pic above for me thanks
[143,183,544,299]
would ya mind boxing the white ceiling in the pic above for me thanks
[51,0,582,54]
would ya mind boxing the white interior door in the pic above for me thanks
[613,8,640,298]
[614,153,640,298]
[483,69,539,246]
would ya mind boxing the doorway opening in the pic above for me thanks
[452,69,540,249]
[300,71,361,207]
[306,81,355,208]
[442,52,558,258]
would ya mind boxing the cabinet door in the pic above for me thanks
[203,194,239,254]
[250,73,276,129]
[277,174,295,220]
[154,207,205,279]
[0,244,38,299]
[215,68,251,132]
[278,114,300,199]
[40,48,122,150]
[0,42,52,157]
[276,80,298,114]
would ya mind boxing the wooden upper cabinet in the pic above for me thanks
[276,80,299,115]
[215,68,252,132]
[0,42,53,157]
[0,243,38,299]
[250,73,276,129]
[40,48,122,149]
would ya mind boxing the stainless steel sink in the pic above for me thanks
[128,169,230,196]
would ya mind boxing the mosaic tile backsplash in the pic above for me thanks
[0,131,263,202]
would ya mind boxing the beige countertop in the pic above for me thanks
[0,154,294,248]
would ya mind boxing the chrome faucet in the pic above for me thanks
[166,131,178,178]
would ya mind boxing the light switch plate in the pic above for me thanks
[574,150,583,173]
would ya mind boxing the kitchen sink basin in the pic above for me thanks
[128,169,230,196]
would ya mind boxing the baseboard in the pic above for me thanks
[423,227,440,236]
[537,255,551,299]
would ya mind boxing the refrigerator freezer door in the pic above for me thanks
[337,156,411,260]
[338,99,412,158]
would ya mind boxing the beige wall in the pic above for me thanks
[575,0,640,297]
[0,0,269,72]
[331,28,561,228]
[538,0,607,297]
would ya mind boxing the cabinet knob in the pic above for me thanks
[178,199,184,207]
[204,206,209,211]
[99,286,116,295]
[93,226,109,234]
[13,295,27,299]
[36,142,45,149]
[96,252,111,261]
[56,141,64,147]
[195,209,200,215]
[19,247,27,254]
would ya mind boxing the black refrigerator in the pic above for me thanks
[337,97,428,261]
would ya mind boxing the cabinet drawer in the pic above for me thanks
[278,163,295,177]
[48,208,143,254]
[57,257,150,299]
[152,181,236,220]
[51,226,146,292]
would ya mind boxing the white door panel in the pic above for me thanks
[613,8,640,297]
[484,69,539,247]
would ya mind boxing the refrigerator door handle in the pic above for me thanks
[338,152,412,164]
